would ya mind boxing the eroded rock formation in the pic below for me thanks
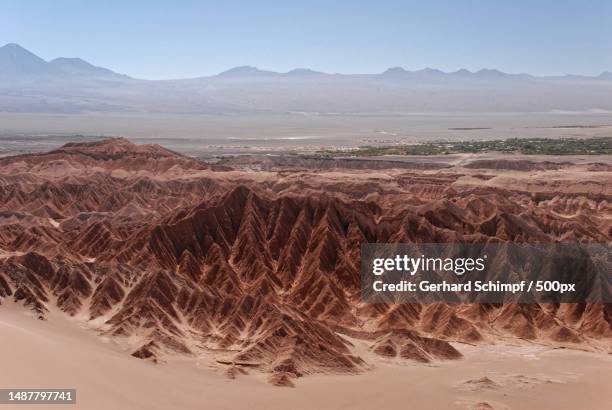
[0,138,610,386]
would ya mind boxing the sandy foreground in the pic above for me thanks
[0,301,610,410]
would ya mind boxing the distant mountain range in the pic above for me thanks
[1,43,611,114]
[0,43,128,79]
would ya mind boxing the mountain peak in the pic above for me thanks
[217,65,276,77]
[474,68,506,78]
[48,57,126,78]
[0,42,48,73]
[453,68,473,76]
[598,71,612,80]
[2,43,26,51]
[286,68,325,76]
[417,67,445,75]
[50,57,91,66]
[382,66,408,75]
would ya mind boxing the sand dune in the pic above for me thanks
[1,301,610,410]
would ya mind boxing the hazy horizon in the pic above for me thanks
[2,0,611,79]
[5,42,612,80]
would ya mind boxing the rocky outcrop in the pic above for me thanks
[0,138,610,385]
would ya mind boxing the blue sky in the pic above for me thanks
[2,0,611,79]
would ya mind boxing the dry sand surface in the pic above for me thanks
[1,301,610,410]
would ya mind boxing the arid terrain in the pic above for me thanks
[2,112,612,158]
[0,137,610,409]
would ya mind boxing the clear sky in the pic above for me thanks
[2,0,611,79]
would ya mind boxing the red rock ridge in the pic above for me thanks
[0,138,610,386]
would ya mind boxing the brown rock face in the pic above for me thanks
[0,138,610,385]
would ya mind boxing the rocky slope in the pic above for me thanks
[0,138,610,386]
